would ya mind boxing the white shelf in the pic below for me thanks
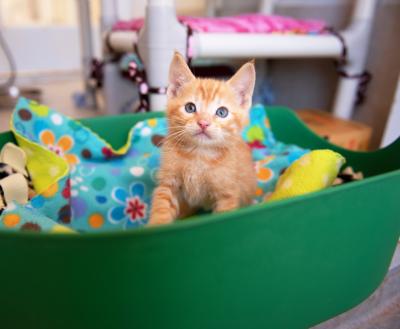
[108,31,343,59]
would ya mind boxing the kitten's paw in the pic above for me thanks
[213,206,238,213]
[213,199,239,213]
[148,213,175,226]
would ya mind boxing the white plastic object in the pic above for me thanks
[107,31,138,53]
[381,76,400,147]
[150,94,168,112]
[332,0,378,119]
[192,34,342,59]
[109,33,342,59]
[100,0,118,34]
[259,0,275,14]
[148,0,174,6]
[76,0,97,109]
[137,0,187,111]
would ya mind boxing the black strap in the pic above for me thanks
[326,27,372,106]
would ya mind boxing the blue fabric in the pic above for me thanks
[0,98,308,232]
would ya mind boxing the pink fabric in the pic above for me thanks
[113,14,327,35]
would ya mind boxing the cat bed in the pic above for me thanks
[0,98,308,233]
[113,14,327,35]
[0,104,399,328]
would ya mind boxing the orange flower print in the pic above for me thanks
[40,130,79,165]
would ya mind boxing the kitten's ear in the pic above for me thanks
[227,60,256,109]
[168,51,195,98]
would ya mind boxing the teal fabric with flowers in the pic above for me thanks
[1,98,307,233]
[0,201,73,233]
[10,98,166,232]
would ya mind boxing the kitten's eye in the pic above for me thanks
[184,102,196,113]
[215,106,229,118]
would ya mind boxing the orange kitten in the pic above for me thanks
[149,52,257,226]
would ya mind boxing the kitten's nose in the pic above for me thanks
[197,120,210,130]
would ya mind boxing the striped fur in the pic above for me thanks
[0,163,35,213]
[149,53,257,225]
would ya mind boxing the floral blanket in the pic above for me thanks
[0,98,307,233]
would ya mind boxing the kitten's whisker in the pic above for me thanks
[166,130,185,140]
[158,125,185,132]
[167,131,185,139]
[167,131,187,148]
[171,131,185,142]
[163,128,186,136]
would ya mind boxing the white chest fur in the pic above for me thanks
[181,157,214,208]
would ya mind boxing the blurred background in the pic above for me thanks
[0,0,399,148]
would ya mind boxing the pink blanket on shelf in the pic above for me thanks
[113,14,327,35]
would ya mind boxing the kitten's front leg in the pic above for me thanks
[213,194,240,213]
[149,185,179,226]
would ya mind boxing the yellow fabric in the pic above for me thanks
[51,225,75,234]
[268,150,345,202]
[13,133,69,194]
[9,101,133,195]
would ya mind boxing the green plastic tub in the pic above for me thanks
[0,107,399,329]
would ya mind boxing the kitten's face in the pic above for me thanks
[166,53,256,148]
[168,79,247,147]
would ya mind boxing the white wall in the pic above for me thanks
[1,27,88,73]
[0,0,204,75]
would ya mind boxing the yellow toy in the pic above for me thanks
[267,150,345,202]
